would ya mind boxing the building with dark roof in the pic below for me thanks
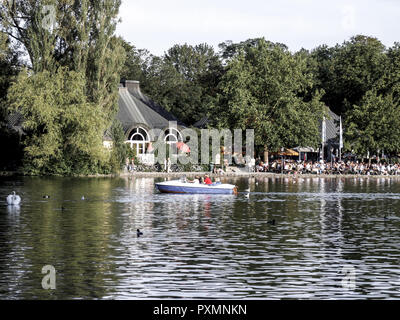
[321,108,342,161]
[324,109,340,147]
[5,79,185,165]
[112,80,186,164]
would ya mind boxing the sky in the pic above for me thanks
[116,0,400,56]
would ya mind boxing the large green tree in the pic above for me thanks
[8,68,109,175]
[215,38,326,154]
[386,43,400,95]
[119,40,151,85]
[0,0,125,173]
[310,35,388,115]
[0,31,20,117]
[343,42,400,157]
[0,0,125,117]
[344,88,400,157]
[0,29,22,107]
[0,31,23,170]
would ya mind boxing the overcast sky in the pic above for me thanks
[116,0,400,56]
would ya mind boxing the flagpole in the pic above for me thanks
[321,116,326,160]
[339,116,343,162]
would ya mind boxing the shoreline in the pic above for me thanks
[3,170,400,179]
[122,171,400,179]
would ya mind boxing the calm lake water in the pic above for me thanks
[1,175,400,299]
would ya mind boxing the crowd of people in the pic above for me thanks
[255,159,400,176]
[125,154,400,176]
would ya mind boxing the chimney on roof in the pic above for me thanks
[125,80,141,94]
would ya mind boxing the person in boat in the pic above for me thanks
[193,176,200,184]
[204,175,212,185]
[188,176,200,184]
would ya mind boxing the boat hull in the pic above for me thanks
[155,181,237,195]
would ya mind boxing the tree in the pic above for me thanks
[0,31,20,116]
[1,0,126,173]
[0,0,125,118]
[386,43,400,96]
[310,35,388,115]
[128,43,223,125]
[308,45,336,110]
[335,39,400,157]
[345,88,400,157]
[7,68,109,175]
[109,119,129,173]
[219,38,288,62]
[215,38,326,154]
[119,40,151,85]
[0,31,23,170]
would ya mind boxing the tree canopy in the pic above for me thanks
[0,0,125,174]
[8,68,109,175]
[120,41,223,125]
[214,38,326,152]
[1,1,400,173]
[310,35,388,115]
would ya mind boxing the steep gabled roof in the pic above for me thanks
[117,80,185,134]
[118,87,148,130]
[325,109,340,143]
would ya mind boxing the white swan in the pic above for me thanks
[7,191,21,206]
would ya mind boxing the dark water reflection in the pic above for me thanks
[1,176,400,299]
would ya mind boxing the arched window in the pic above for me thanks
[127,127,150,155]
[164,128,183,144]
[129,127,149,142]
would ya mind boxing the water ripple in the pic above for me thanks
[1,176,400,299]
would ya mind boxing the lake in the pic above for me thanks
[1,175,400,299]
